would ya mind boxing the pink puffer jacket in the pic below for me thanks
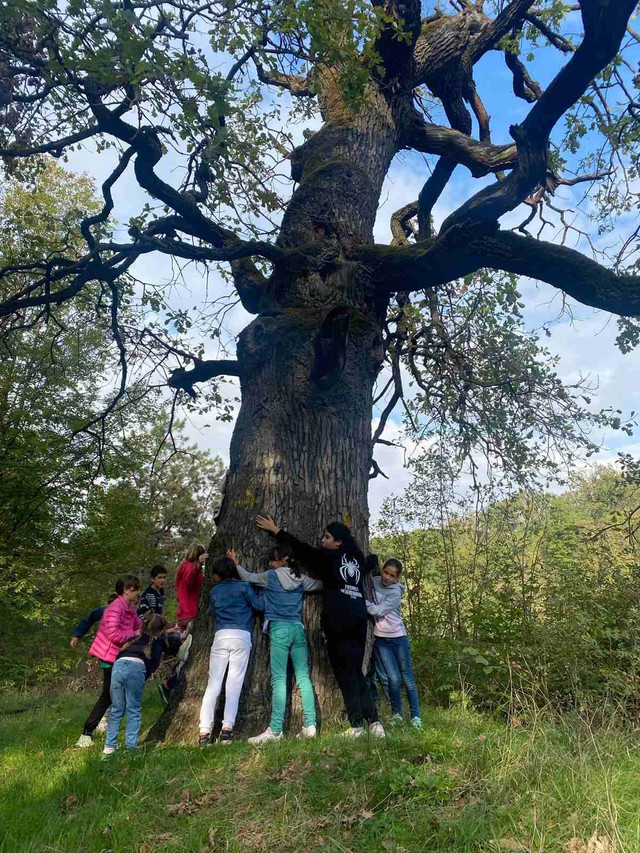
[89,596,141,663]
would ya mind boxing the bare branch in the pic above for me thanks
[168,359,243,398]
[525,13,576,53]
[358,223,640,315]
[504,49,543,103]
[390,201,418,246]
[255,62,313,96]
[470,0,538,60]
[403,111,517,177]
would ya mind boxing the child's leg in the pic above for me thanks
[105,663,126,750]
[290,624,316,728]
[199,640,231,734]
[269,623,291,734]
[83,666,113,736]
[374,642,391,702]
[351,621,378,726]
[221,639,251,730]
[375,638,403,716]
[326,621,373,727]
[324,627,357,723]
[394,636,420,719]
[122,661,146,750]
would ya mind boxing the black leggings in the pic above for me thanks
[324,619,378,728]
[83,666,112,735]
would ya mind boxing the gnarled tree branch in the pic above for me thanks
[357,224,640,316]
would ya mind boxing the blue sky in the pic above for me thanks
[62,10,640,522]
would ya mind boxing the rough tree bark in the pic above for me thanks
[159,81,399,740]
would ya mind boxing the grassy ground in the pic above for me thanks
[1,687,639,852]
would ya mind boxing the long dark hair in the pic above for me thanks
[212,555,239,581]
[325,521,365,565]
[269,544,301,578]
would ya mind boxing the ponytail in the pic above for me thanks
[269,544,301,578]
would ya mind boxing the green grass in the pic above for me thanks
[1,687,640,852]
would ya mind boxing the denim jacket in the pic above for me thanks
[209,579,264,633]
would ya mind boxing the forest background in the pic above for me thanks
[3,160,640,720]
[2,0,640,727]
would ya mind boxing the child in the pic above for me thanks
[70,579,125,649]
[175,544,208,630]
[231,545,321,743]
[198,555,263,747]
[70,580,125,736]
[102,612,167,758]
[75,576,141,748]
[256,514,385,739]
[366,557,421,728]
[138,565,168,617]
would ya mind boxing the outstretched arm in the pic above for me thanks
[256,514,329,573]
[72,606,104,640]
[228,548,270,587]
[236,564,271,588]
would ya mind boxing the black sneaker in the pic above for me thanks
[199,733,212,748]
[219,730,233,746]
[157,682,169,705]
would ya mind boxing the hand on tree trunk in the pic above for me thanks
[226,548,238,564]
[256,515,281,536]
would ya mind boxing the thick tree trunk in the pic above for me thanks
[158,80,401,743]
[160,301,382,741]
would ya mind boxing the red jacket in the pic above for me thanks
[89,596,141,663]
[175,560,204,621]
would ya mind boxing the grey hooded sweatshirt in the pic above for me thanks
[366,575,406,638]
[236,565,321,628]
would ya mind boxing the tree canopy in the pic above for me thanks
[1,2,639,471]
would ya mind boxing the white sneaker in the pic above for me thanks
[248,727,283,745]
[411,716,422,728]
[369,721,386,739]
[96,716,108,734]
[76,734,93,748]
[340,727,364,738]
[298,725,317,739]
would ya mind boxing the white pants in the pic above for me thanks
[198,631,251,733]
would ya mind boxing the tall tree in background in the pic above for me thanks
[1,0,639,736]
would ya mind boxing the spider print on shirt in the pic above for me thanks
[339,553,361,586]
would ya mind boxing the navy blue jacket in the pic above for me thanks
[72,606,106,639]
[116,633,163,680]
[137,585,165,617]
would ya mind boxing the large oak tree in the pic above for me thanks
[1,0,639,737]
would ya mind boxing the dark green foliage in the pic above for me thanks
[373,466,640,716]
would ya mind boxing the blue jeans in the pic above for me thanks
[374,635,420,719]
[368,649,390,703]
[106,659,146,750]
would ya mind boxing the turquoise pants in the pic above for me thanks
[269,621,316,733]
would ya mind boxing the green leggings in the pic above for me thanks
[269,621,316,733]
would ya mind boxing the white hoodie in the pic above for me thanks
[366,575,406,638]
